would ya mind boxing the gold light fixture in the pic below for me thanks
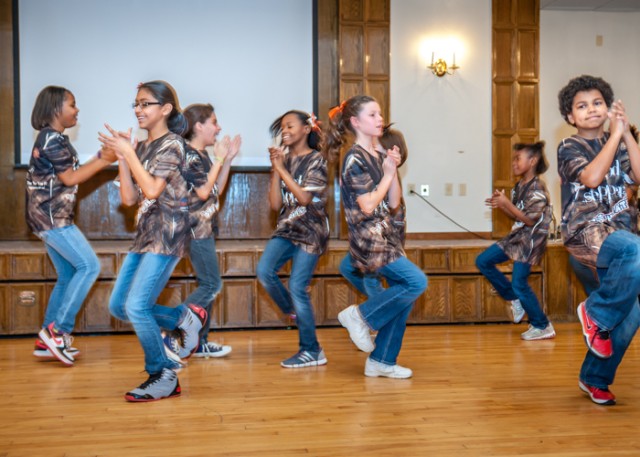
[428,52,459,77]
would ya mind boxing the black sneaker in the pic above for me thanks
[124,368,181,402]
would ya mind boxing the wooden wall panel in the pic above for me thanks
[340,0,363,21]
[365,27,389,76]
[365,0,389,21]
[340,25,365,75]
[492,0,540,238]
[221,279,255,328]
[80,282,117,333]
[452,277,481,321]
[9,283,46,334]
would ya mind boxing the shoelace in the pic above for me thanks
[203,343,223,353]
[63,334,74,349]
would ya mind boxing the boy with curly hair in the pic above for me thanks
[557,75,640,406]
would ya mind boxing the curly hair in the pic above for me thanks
[558,75,614,125]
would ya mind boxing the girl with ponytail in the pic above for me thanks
[99,80,206,402]
[326,95,427,379]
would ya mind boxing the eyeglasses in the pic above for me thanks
[131,101,162,109]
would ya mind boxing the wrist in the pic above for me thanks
[213,155,225,164]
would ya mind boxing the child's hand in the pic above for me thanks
[213,135,231,162]
[228,135,242,161]
[99,146,118,163]
[382,154,397,176]
[386,145,401,166]
[98,125,137,161]
[268,146,285,170]
[610,100,630,135]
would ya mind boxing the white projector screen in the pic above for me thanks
[18,0,314,167]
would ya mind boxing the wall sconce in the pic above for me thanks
[428,52,459,77]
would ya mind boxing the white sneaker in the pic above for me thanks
[521,323,556,340]
[337,305,374,353]
[510,299,525,323]
[364,358,412,379]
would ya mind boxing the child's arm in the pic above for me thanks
[357,154,397,215]
[216,135,241,195]
[56,147,117,186]
[116,159,138,206]
[385,146,402,210]
[99,125,168,200]
[269,147,313,208]
[611,100,640,183]
[194,136,230,201]
[487,189,536,226]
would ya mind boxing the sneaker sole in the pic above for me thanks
[38,329,74,366]
[124,389,182,403]
[337,310,374,353]
[521,331,556,341]
[577,304,612,359]
[192,347,233,358]
[281,357,328,368]
[578,380,616,406]
[364,369,412,379]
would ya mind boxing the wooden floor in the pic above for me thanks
[1,323,639,457]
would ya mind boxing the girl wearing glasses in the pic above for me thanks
[99,81,206,402]
[28,85,117,366]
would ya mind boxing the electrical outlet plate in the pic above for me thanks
[420,184,429,197]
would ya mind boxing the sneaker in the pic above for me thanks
[37,322,74,366]
[124,368,181,402]
[162,332,188,364]
[509,299,525,324]
[577,302,613,358]
[192,341,232,359]
[177,304,207,356]
[281,349,328,368]
[33,336,80,359]
[579,380,616,406]
[364,358,412,379]
[337,305,374,353]
[521,323,556,340]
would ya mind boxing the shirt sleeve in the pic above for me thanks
[342,151,376,198]
[522,182,548,222]
[43,132,76,174]
[557,139,589,184]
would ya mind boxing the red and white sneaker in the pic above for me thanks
[33,336,80,359]
[579,380,616,406]
[577,302,613,359]
[37,322,74,366]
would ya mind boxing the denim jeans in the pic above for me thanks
[109,252,186,374]
[186,237,222,344]
[257,237,321,353]
[580,301,640,389]
[358,256,427,366]
[586,230,640,330]
[339,253,385,297]
[475,243,549,329]
[39,225,101,334]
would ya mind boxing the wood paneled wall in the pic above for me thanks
[491,0,540,238]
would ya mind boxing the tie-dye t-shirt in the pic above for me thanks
[126,132,190,257]
[26,127,80,233]
[496,176,551,265]
[341,144,405,273]
[558,133,633,268]
[272,150,329,255]
[182,143,219,240]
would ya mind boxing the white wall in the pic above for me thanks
[390,0,492,233]
[540,10,640,222]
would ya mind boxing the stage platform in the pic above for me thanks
[0,239,584,335]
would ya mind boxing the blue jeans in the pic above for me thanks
[580,301,640,389]
[475,243,549,329]
[257,237,321,353]
[586,230,640,330]
[339,253,385,297]
[358,256,427,366]
[109,252,186,374]
[39,225,101,334]
[186,237,222,344]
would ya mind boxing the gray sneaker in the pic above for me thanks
[125,368,181,402]
[192,341,233,359]
[337,305,374,353]
[177,304,207,356]
[281,349,328,368]
[521,323,556,341]
[510,299,525,323]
